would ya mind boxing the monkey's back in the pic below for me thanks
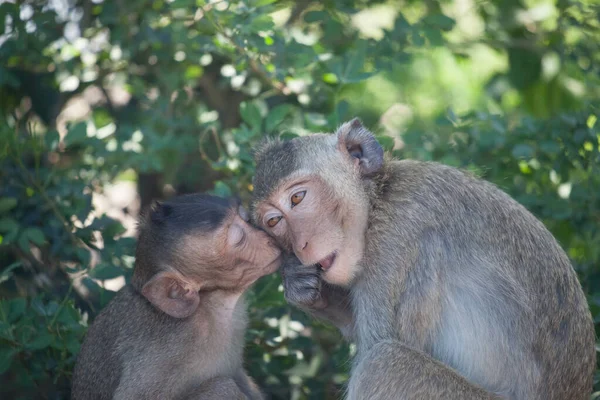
[364,159,595,400]
[71,288,128,399]
[71,286,195,399]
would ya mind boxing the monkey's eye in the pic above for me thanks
[266,216,282,228]
[291,191,306,207]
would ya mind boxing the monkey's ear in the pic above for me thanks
[150,201,173,224]
[141,271,200,318]
[336,118,384,176]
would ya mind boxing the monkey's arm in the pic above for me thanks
[280,255,354,338]
[347,340,502,400]
[233,369,264,400]
[177,376,249,400]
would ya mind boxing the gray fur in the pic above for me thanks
[252,121,596,400]
[71,287,260,400]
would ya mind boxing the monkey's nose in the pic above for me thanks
[293,240,309,255]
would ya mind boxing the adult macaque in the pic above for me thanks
[72,194,281,400]
[250,119,596,400]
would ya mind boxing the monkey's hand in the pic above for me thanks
[280,253,355,337]
[280,253,327,310]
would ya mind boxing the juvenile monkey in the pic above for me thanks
[72,194,281,400]
[250,119,596,400]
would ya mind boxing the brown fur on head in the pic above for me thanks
[251,119,384,286]
[133,193,281,318]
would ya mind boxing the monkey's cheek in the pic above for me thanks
[321,262,354,287]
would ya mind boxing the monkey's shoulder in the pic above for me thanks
[381,159,515,206]
[385,159,483,188]
[84,286,186,349]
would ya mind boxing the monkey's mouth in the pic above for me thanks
[317,252,337,271]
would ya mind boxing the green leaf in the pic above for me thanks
[0,198,17,213]
[170,0,195,9]
[340,41,368,84]
[31,298,47,316]
[376,135,395,152]
[92,109,113,129]
[304,11,327,23]
[336,101,349,123]
[539,141,561,155]
[250,14,274,33]
[252,0,277,6]
[0,261,22,284]
[65,337,81,355]
[24,227,46,246]
[0,347,18,375]
[89,263,125,280]
[26,332,53,351]
[424,28,444,46]
[423,14,456,31]
[212,181,232,198]
[185,65,203,81]
[323,73,339,85]
[343,72,376,84]
[8,298,26,322]
[240,102,263,130]
[44,130,60,150]
[266,105,293,133]
[280,132,299,141]
[305,113,328,128]
[17,234,30,253]
[411,31,425,47]
[512,144,534,159]
[65,122,88,146]
[508,49,542,90]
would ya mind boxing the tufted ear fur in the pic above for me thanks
[336,118,384,176]
[141,271,200,318]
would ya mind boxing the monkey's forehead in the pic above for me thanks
[251,133,335,204]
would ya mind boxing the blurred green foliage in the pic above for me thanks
[0,0,598,399]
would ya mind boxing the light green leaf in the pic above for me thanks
[240,102,263,130]
[266,105,293,132]
[252,0,277,6]
[185,65,203,81]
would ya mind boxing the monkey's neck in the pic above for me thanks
[193,290,248,340]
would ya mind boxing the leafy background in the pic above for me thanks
[0,0,598,399]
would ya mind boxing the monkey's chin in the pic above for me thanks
[264,255,282,274]
[320,251,357,287]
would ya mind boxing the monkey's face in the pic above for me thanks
[254,175,366,287]
[178,206,282,292]
[252,119,383,287]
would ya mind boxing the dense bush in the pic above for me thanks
[0,0,598,399]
